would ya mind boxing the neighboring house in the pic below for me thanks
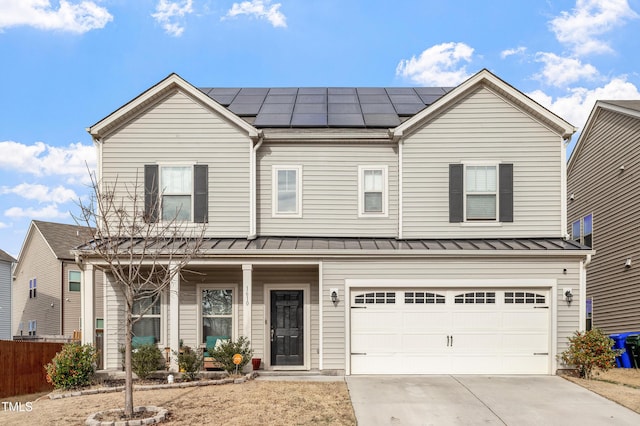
[12,220,104,340]
[567,100,640,334]
[0,249,16,340]
[80,69,592,375]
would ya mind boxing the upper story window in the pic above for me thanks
[161,166,192,221]
[273,165,302,217]
[69,271,81,292]
[29,278,36,298]
[449,163,513,223]
[144,164,208,223]
[358,165,388,217]
[571,213,593,247]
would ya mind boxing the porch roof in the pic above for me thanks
[76,236,592,257]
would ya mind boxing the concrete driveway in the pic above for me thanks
[346,375,640,425]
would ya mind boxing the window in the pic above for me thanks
[449,163,513,223]
[29,278,36,298]
[354,292,396,304]
[28,320,37,336]
[466,165,497,220]
[273,166,302,216]
[570,214,593,247]
[96,318,104,329]
[454,291,496,304]
[161,166,192,221]
[144,164,208,223]
[504,291,546,304]
[132,291,161,343]
[358,165,388,216]
[405,291,445,304]
[201,288,234,343]
[69,270,81,292]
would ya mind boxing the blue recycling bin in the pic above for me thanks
[610,333,633,368]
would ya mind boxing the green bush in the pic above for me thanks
[208,336,253,374]
[45,342,97,390]
[176,345,203,381]
[121,343,165,379]
[559,329,622,379]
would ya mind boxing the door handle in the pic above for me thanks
[270,327,275,342]
[450,335,453,347]
[447,335,450,346]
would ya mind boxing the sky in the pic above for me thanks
[1,0,640,258]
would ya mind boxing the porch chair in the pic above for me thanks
[202,335,228,370]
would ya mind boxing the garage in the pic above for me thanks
[350,288,550,374]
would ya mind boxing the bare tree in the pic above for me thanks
[73,170,205,417]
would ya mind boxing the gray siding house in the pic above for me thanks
[567,100,640,334]
[80,69,592,375]
[0,249,16,340]
[12,220,104,340]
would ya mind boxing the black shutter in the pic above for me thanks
[499,163,513,223]
[193,164,208,223]
[449,164,464,223]
[144,164,159,223]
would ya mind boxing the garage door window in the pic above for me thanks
[405,292,445,304]
[454,291,496,304]
[354,292,396,304]
[504,291,546,304]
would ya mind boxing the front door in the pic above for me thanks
[270,290,304,366]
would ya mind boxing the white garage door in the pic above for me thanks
[350,289,550,374]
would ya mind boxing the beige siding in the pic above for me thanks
[12,231,61,336]
[403,87,563,238]
[62,262,81,336]
[100,89,251,237]
[257,142,398,237]
[568,108,640,333]
[104,273,125,370]
[321,257,581,371]
[0,260,12,339]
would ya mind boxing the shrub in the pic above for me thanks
[208,336,253,374]
[121,343,165,379]
[175,345,203,381]
[559,329,622,379]
[45,342,97,390]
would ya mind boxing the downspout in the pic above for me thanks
[561,134,571,238]
[248,132,264,240]
[389,129,403,239]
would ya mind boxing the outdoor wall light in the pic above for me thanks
[330,288,339,305]
[564,289,573,303]
[625,258,632,268]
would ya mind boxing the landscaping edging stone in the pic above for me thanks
[50,371,258,400]
[85,405,168,426]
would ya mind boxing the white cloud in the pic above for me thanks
[151,0,193,37]
[550,0,638,56]
[0,141,95,184]
[396,42,474,86]
[501,46,526,59]
[5,204,70,219]
[0,222,8,229]
[528,77,640,130]
[224,0,287,28]
[0,0,112,33]
[534,52,599,87]
[1,183,77,204]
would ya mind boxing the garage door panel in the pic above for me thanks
[350,288,550,375]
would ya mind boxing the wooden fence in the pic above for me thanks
[0,340,64,398]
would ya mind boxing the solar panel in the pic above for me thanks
[363,114,400,127]
[328,94,358,103]
[328,103,361,114]
[328,113,365,127]
[228,102,262,115]
[297,94,326,104]
[294,103,326,113]
[361,103,396,114]
[253,113,292,126]
[357,87,386,95]
[259,103,294,114]
[298,88,326,95]
[393,103,426,115]
[291,113,328,126]
[358,94,391,104]
[264,94,296,104]
[415,87,447,95]
[417,94,444,105]
[328,88,356,95]
[268,88,298,95]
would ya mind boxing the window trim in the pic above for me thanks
[132,289,164,346]
[272,165,303,218]
[196,284,238,346]
[358,165,388,217]
[69,270,81,292]
[159,163,195,222]
[570,213,593,247]
[464,163,499,222]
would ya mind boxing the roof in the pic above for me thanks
[199,87,453,128]
[88,69,575,140]
[32,220,95,261]
[600,100,640,112]
[0,248,15,263]
[76,236,591,257]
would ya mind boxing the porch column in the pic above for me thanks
[242,264,252,341]
[81,264,95,345]
[169,264,180,372]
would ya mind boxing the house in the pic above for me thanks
[80,69,592,375]
[12,220,104,342]
[567,100,640,334]
[0,249,16,340]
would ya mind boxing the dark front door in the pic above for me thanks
[270,290,304,366]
